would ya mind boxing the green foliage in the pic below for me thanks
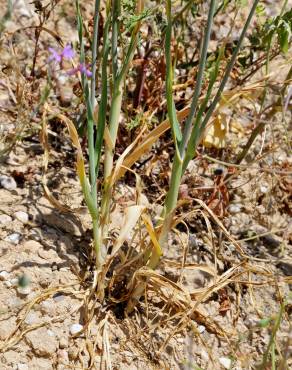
[18,274,30,288]
[251,8,292,53]
[121,0,152,32]
[0,0,12,37]
[126,113,143,131]
[257,317,273,328]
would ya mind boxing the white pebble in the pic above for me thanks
[24,311,39,325]
[14,211,29,223]
[53,294,65,302]
[0,271,10,281]
[17,364,29,370]
[10,278,19,286]
[5,233,21,245]
[0,175,17,190]
[198,325,206,333]
[47,329,55,337]
[69,323,83,335]
[201,349,209,361]
[17,286,31,296]
[259,185,268,194]
[0,214,12,224]
[219,357,232,369]
[228,204,242,214]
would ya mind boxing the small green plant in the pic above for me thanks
[44,0,263,309]
[257,298,289,369]
[0,0,12,37]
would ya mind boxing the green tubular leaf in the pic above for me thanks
[180,0,216,157]
[277,21,290,53]
[112,0,120,82]
[172,99,182,142]
[165,0,182,147]
[183,46,225,171]
[76,0,97,200]
[95,17,111,171]
[91,0,101,108]
[78,165,98,219]
[184,0,260,169]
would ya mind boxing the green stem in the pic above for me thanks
[101,86,123,230]
[158,0,215,251]
[111,0,120,82]
[92,218,104,269]
[183,0,260,170]
[101,2,144,239]
[158,153,183,252]
[91,0,101,109]
[180,0,216,156]
[95,16,110,171]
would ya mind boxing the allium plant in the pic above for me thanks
[47,0,260,307]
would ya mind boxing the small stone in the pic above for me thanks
[69,323,83,336]
[10,278,19,287]
[26,327,58,356]
[198,325,205,333]
[201,349,209,361]
[0,271,10,281]
[24,311,40,325]
[47,329,55,337]
[219,357,232,369]
[17,286,31,296]
[40,299,56,316]
[259,185,268,194]
[59,337,68,349]
[53,293,65,302]
[0,214,12,224]
[14,211,29,223]
[57,349,69,364]
[176,336,184,344]
[5,233,22,245]
[17,364,29,370]
[228,204,242,214]
[0,175,17,190]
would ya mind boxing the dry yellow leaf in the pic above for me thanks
[203,114,229,149]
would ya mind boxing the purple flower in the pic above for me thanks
[48,47,62,63]
[62,44,75,59]
[48,44,74,63]
[67,63,92,78]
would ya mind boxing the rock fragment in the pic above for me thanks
[0,270,10,281]
[4,232,22,244]
[219,357,232,369]
[26,327,58,357]
[14,210,29,223]
[0,214,12,224]
[0,175,17,190]
[69,323,83,335]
